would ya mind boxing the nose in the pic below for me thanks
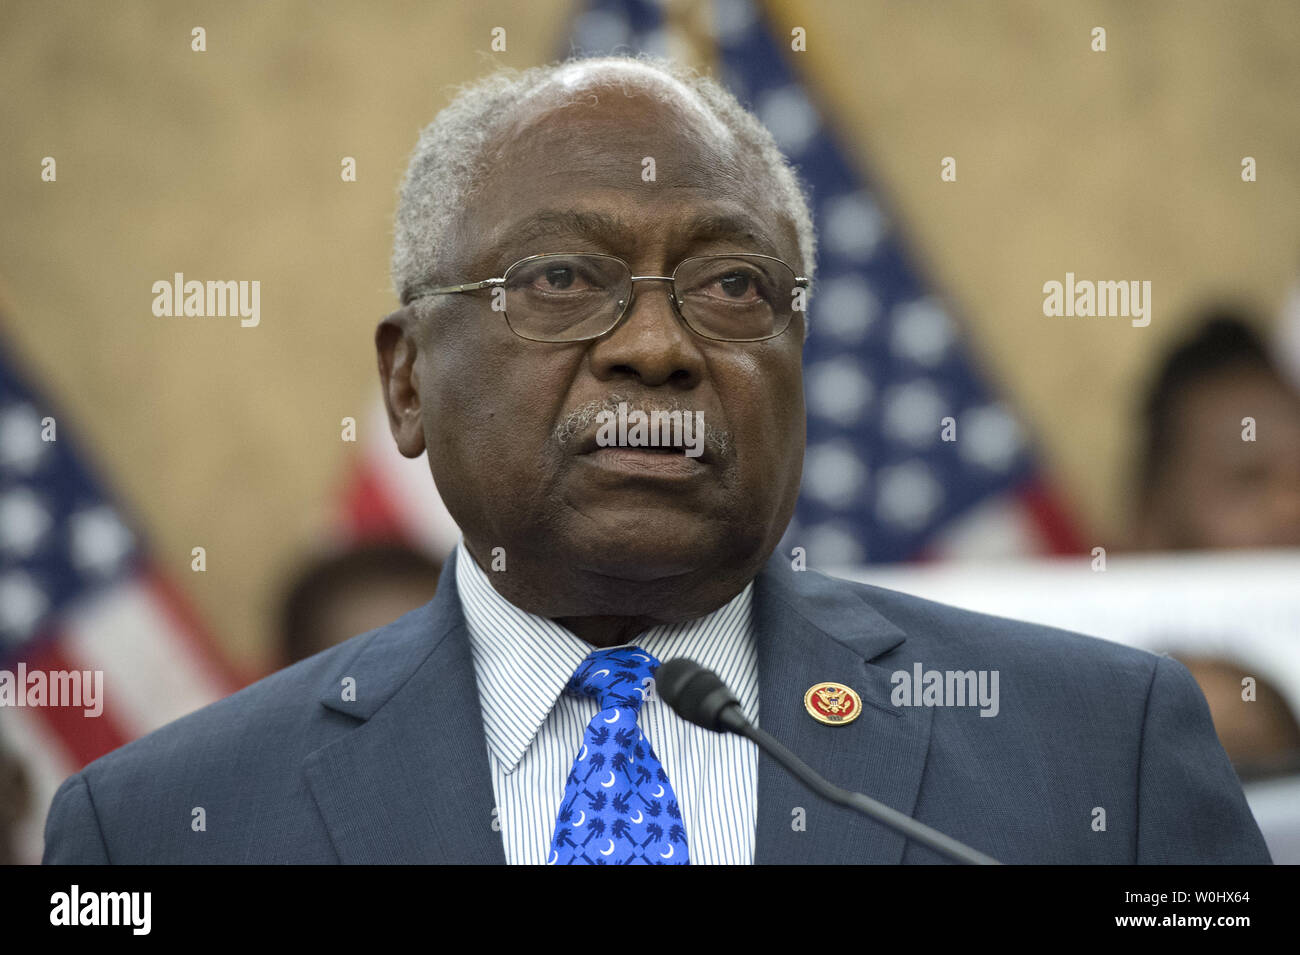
[585,276,706,389]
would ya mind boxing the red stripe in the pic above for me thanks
[19,639,133,769]
[341,458,415,544]
[1017,478,1087,555]
[143,568,252,691]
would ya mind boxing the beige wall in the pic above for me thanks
[2,0,1296,669]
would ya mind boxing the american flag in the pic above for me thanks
[0,327,243,863]
[345,0,1085,564]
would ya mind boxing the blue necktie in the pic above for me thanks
[548,646,690,865]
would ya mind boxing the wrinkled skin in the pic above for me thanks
[378,62,807,647]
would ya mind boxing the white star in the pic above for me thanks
[711,0,759,44]
[0,571,48,640]
[822,192,886,261]
[959,404,1023,471]
[876,460,943,530]
[807,358,873,425]
[882,380,947,448]
[0,403,47,474]
[757,85,819,155]
[815,274,880,344]
[0,488,51,557]
[571,9,632,52]
[638,28,675,59]
[892,298,955,366]
[803,441,869,509]
[802,523,866,566]
[69,505,133,576]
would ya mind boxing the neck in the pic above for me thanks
[553,614,659,649]
[460,538,755,648]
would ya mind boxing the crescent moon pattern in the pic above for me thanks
[545,646,688,865]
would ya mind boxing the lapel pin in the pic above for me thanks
[804,682,862,726]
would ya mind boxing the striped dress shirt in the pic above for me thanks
[454,539,759,864]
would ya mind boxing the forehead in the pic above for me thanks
[454,67,797,269]
[1172,368,1300,445]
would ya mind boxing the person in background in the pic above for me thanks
[279,543,443,666]
[1173,658,1300,782]
[1132,310,1300,781]
[1133,311,1300,551]
[0,726,32,865]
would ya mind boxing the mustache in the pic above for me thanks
[552,392,734,458]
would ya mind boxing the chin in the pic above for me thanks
[562,519,766,585]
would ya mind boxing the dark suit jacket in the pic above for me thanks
[43,549,1270,863]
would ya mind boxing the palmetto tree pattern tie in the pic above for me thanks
[548,646,689,865]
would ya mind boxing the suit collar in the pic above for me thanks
[452,539,593,774]
[303,548,934,864]
[751,555,934,864]
[304,548,506,863]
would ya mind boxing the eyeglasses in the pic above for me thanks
[411,252,809,343]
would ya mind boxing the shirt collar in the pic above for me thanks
[453,539,756,773]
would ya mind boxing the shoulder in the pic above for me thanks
[66,599,440,802]
[773,561,1164,680]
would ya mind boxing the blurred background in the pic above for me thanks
[1,0,1298,863]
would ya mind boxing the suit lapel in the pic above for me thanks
[303,549,506,863]
[752,557,934,864]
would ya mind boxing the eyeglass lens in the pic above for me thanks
[501,253,798,342]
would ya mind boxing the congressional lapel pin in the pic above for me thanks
[804,682,862,726]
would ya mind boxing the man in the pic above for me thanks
[43,55,1269,864]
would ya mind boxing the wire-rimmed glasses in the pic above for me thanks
[411,252,809,343]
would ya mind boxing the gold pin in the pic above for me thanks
[804,682,862,726]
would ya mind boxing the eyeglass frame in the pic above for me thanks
[407,251,811,343]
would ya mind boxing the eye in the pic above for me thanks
[524,261,603,294]
[717,272,754,298]
[539,266,582,291]
[699,268,766,304]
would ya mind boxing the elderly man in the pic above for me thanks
[43,55,1268,864]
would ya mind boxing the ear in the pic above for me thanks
[375,307,427,459]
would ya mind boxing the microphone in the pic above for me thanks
[656,658,1002,865]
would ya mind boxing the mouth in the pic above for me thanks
[578,445,710,478]
[558,397,724,481]
[577,434,702,455]
[572,430,714,464]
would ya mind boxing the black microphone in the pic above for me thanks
[656,658,1002,865]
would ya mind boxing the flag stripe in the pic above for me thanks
[16,639,133,767]
[59,579,232,738]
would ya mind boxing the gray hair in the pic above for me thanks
[391,53,817,306]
